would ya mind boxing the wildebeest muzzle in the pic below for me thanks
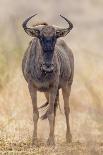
[41,63,54,73]
[41,49,54,73]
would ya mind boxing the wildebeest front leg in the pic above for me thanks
[47,87,58,146]
[28,83,39,145]
[62,85,72,143]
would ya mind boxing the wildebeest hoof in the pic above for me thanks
[47,137,55,146]
[66,133,72,143]
[32,138,39,146]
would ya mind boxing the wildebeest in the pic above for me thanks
[22,14,74,145]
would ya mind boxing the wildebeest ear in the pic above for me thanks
[24,28,40,37]
[56,29,70,38]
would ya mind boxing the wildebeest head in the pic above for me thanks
[22,14,73,73]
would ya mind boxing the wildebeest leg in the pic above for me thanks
[62,85,72,143]
[47,88,58,146]
[28,83,39,145]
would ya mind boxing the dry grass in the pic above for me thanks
[0,139,102,155]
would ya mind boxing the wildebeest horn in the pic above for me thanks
[22,14,40,37]
[56,15,73,38]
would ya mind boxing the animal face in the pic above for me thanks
[39,26,57,73]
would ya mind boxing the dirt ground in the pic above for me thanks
[0,132,102,154]
[0,138,103,155]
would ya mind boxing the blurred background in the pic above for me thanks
[0,0,103,146]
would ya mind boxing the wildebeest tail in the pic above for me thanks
[38,101,49,110]
[40,89,59,120]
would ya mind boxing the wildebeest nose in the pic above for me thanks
[42,63,54,73]
[45,63,51,68]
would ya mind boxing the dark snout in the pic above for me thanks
[41,63,54,73]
